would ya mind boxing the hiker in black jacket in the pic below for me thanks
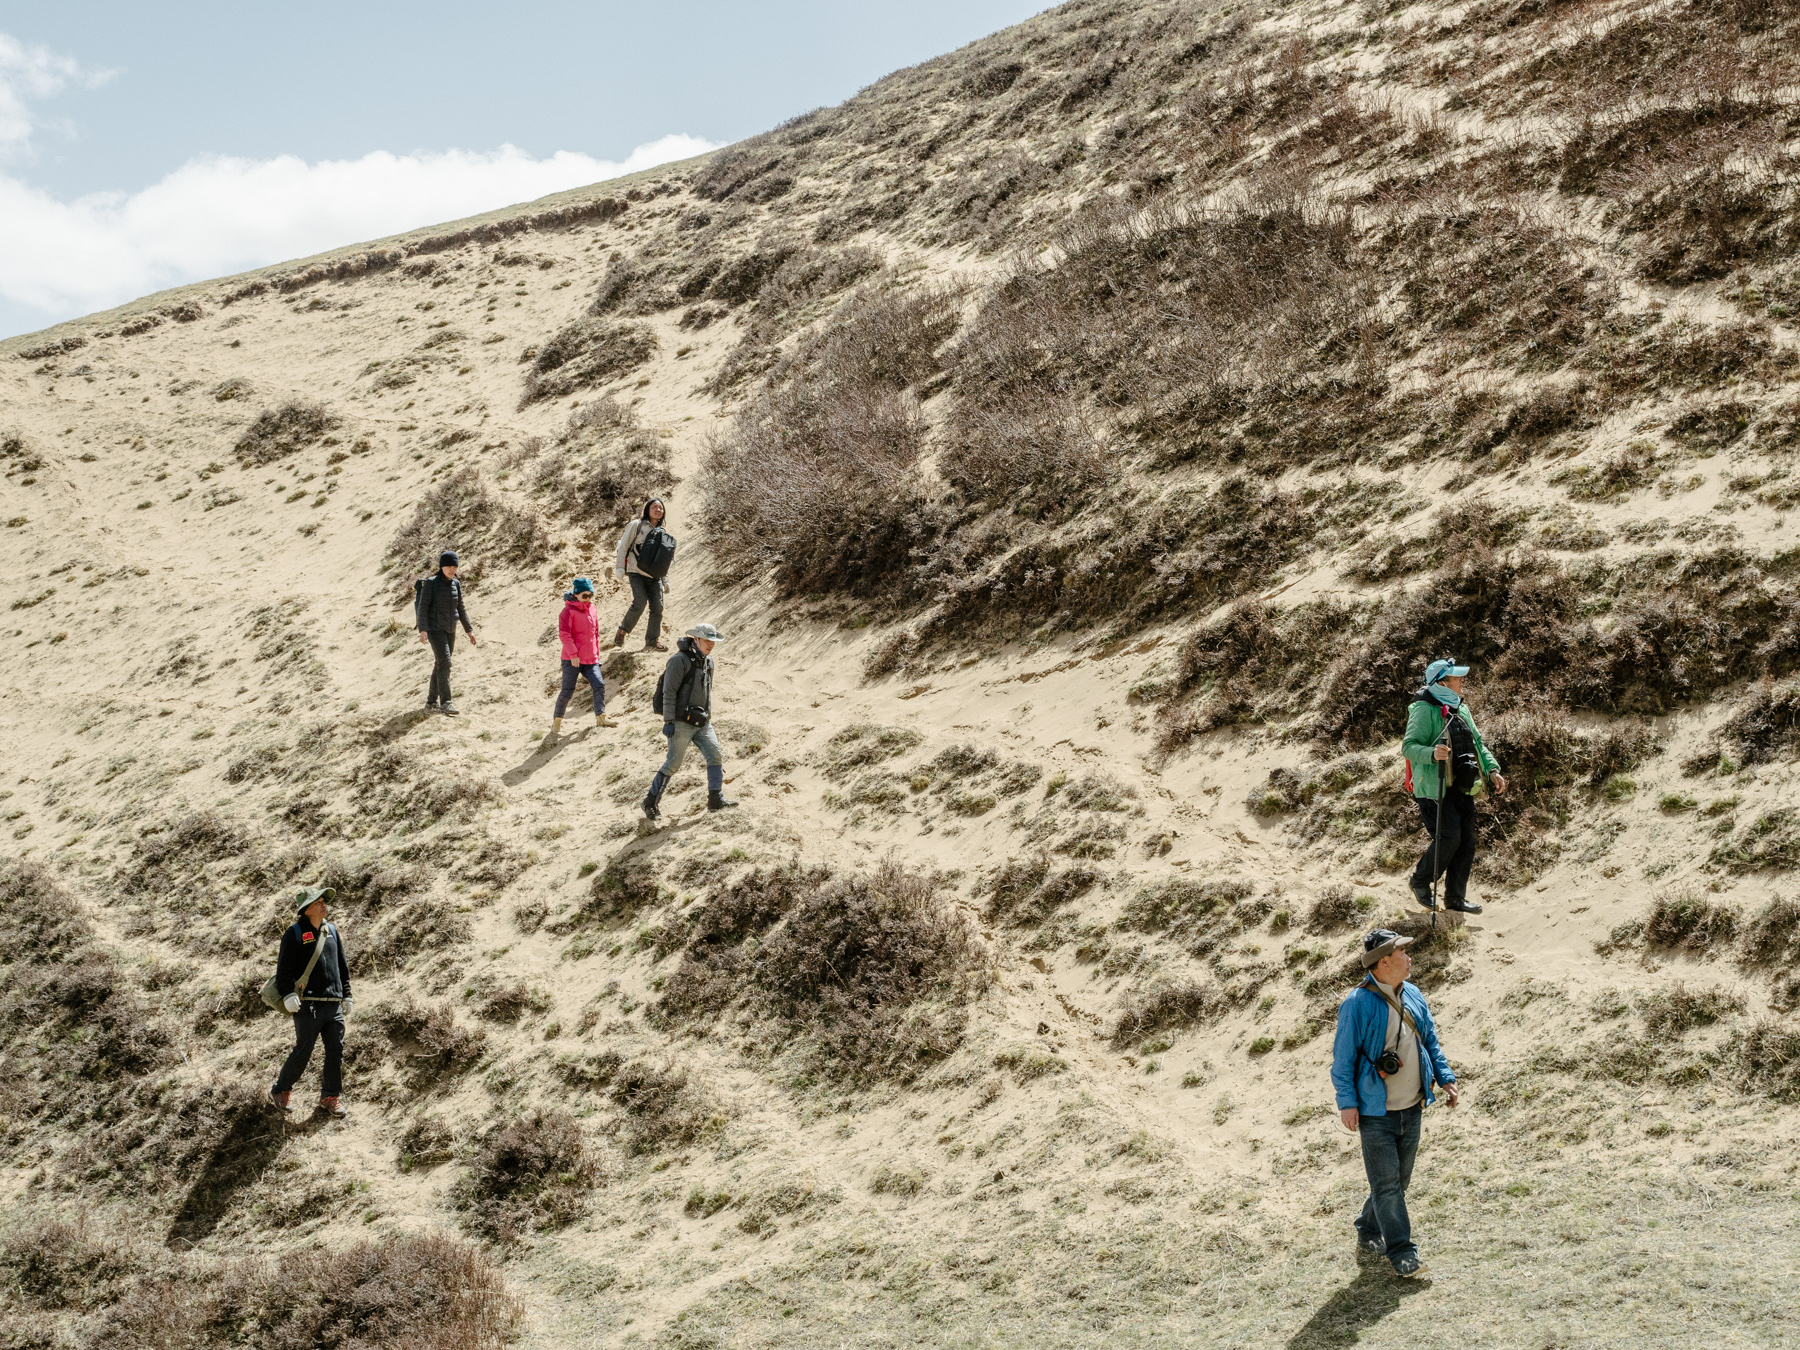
[268,886,352,1118]
[642,622,736,820]
[415,550,478,715]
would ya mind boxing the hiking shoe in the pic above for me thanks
[319,1096,347,1119]
[1446,897,1484,914]
[642,792,662,822]
[1410,883,1436,911]
[1392,1254,1428,1279]
[614,628,627,649]
[425,702,442,714]
[1357,1234,1387,1257]
[596,714,619,728]
[439,701,460,716]
[707,791,738,812]
[267,1085,292,1114]
[644,641,669,652]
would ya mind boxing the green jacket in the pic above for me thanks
[1402,695,1500,799]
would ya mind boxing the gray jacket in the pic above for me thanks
[616,519,656,578]
[661,638,712,719]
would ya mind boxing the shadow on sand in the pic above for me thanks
[165,1105,329,1250]
[1284,1257,1427,1349]
[501,726,593,786]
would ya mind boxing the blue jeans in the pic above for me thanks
[1355,1103,1422,1267]
[554,660,605,717]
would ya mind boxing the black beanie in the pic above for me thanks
[439,550,459,568]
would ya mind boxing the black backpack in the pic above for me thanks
[634,526,677,579]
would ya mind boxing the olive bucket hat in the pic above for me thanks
[294,885,336,914]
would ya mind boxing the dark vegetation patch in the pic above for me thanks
[819,724,924,778]
[520,319,657,405]
[118,811,251,898]
[982,854,1100,926]
[234,403,339,467]
[607,1061,726,1155]
[384,466,550,584]
[453,1109,598,1242]
[529,405,678,533]
[551,851,666,934]
[1116,877,1261,957]
[654,862,988,1084]
[369,1000,488,1090]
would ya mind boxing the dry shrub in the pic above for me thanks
[1109,980,1234,1048]
[1737,1021,1800,1101]
[454,1110,597,1242]
[1740,896,1800,967]
[553,851,663,934]
[520,319,656,404]
[316,853,423,910]
[397,1115,456,1170]
[383,466,550,581]
[1117,877,1256,954]
[1709,809,1800,871]
[820,724,924,778]
[657,862,988,1083]
[530,427,675,530]
[234,403,338,466]
[1716,683,1800,765]
[370,1000,487,1089]
[1636,982,1744,1037]
[89,1234,522,1348]
[698,280,962,597]
[1644,886,1740,950]
[1305,884,1359,933]
[0,1212,138,1312]
[608,1061,724,1154]
[983,855,1099,926]
[119,811,251,897]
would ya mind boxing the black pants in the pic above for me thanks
[619,574,662,644]
[426,629,456,705]
[554,659,605,717]
[1411,791,1477,903]
[276,1004,344,1098]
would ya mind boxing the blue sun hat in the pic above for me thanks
[1424,657,1469,685]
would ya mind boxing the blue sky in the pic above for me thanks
[0,1,1049,338]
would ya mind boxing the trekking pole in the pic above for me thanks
[1429,720,1451,931]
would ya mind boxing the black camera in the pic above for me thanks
[1377,1049,1403,1076]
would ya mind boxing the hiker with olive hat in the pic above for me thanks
[641,622,736,820]
[267,886,353,1119]
[1403,657,1506,914]
[1330,928,1459,1279]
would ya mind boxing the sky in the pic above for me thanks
[0,1,1049,340]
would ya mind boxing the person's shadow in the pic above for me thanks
[1285,1257,1427,1348]
[501,726,591,786]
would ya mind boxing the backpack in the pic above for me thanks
[633,526,677,579]
[651,649,706,724]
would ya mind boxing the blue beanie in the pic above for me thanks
[572,576,593,595]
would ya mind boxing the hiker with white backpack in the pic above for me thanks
[266,886,352,1119]
[613,498,676,653]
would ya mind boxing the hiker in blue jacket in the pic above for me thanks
[1329,928,1459,1279]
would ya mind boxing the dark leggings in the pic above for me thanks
[554,660,605,717]
[619,574,662,644]
[426,629,456,704]
[1411,792,1477,904]
[276,1005,344,1098]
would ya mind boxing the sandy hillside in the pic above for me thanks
[4,0,1800,1346]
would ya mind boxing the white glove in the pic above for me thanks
[283,993,301,1014]
[340,998,353,1019]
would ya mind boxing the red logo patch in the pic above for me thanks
[301,931,316,942]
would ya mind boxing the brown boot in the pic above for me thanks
[613,627,627,648]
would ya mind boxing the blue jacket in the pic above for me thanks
[1330,978,1455,1116]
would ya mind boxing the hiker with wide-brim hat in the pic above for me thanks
[268,886,353,1119]
[641,622,737,820]
[1330,928,1460,1279]
[1402,657,1506,914]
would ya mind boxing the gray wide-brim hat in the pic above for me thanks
[1360,928,1416,969]
[686,623,724,642]
[295,885,336,913]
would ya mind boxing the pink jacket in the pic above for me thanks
[559,599,602,665]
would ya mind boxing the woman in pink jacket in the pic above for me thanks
[552,578,616,735]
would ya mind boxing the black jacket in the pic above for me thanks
[275,917,350,1001]
[661,637,713,719]
[415,571,471,634]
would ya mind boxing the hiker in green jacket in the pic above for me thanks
[1403,658,1506,914]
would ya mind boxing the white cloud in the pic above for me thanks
[0,134,718,328]
[0,32,112,154]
